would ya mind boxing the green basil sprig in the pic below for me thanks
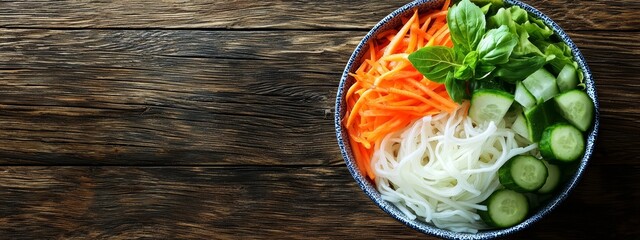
[408,46,460,83]
[407,0,584,103]
[447,0,486,54]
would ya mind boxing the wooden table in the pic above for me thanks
[0,1,637,239]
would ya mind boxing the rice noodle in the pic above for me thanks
[373,102,537,233]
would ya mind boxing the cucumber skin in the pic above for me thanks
[498,158,522,192]
[539,123,585,163]
[539,127,555,160]
[498,156,547,193]
[524,105,547,142]
[479,189,530,228]
[478,204,497,227]
[524,101,562,142]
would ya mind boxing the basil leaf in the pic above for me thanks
[454,51,479,80]
[477,25,518,65]
[455,65,473,80]
[445,72,467,103]
[447,0,486,54]
[408,46,461,83]
[494,53,546,83]
[454,46,467,63]
[475,62,497,81]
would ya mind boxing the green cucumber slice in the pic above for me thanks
[499,155,549,192]
[538,160,562,194]
[479,189,529,228]
[515,81,536,109]
[556,64,579,92]
[539,122,585,163]
[523,101,559,142]
[522,68,559,103]
[469,89,515,124]
[512,112,530,141]
[553,89,594,132]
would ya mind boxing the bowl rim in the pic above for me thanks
[334,0,600,239]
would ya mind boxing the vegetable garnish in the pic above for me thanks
[408,0,584,103]
[343,0,594,232]
[344,6,457,180]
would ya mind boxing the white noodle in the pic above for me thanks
[373,102,537,233]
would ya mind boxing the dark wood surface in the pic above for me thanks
[0,1,637,239]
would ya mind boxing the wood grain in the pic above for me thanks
[0,29,637,165]
[0,0,637,30]
[0,29,357,165]
[0,0,638,239]
[0,166,637,239]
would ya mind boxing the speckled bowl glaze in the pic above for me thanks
[334,0,599,239]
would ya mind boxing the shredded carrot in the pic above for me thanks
[442,0,452,11]
[343,5,457,180]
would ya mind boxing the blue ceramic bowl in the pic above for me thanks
[334,0,599,239]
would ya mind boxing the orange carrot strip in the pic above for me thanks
[384,10,419,56]
[346,89,374,128]
[368,102,424,112]
[406,13,421,53]
[375,61,409,85]
[387,87,451,112]
[433,25,449,44]
[442,0,452,11]
[426,21,445,36]
[346,81,361,101]
[427,10,448,19]
[389,98,422,106]
[443,35,453,47]
[406,79,457,109]
[436,28,450,45]
[380,53,409,62]
[376,29,398,40]
[421,17,432,32]
[369,42,377,62]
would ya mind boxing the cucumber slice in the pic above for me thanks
[524,105,547,142]
[538,160,561,194]
[479,189,529,228]
[523,101,559,142]
[524,101,562,142]
[514,81,536,109]
[553,89,594,131]
[556,64,579,92]
[539,123,585,163]
[511,112,530,140]
[499,155,548,192]
[469,89,514,124]
[522,68,559,103]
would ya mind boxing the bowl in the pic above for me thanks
[334,0,600,239]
